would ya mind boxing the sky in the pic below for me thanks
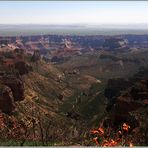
[0,1,148,25]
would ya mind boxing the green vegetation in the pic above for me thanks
[0,139,57,146]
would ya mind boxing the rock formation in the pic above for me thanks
[0,85,14,114]
[3,76,24,101]
[14,61,32,75]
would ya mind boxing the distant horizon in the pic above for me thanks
[0,23,148,28]
[1,23,148,25]
[0,24,148,37]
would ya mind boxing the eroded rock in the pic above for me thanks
[0,85,14,114]
[14,61,32,75]
[4,77,24,101]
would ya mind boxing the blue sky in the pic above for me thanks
[0,1,148,25]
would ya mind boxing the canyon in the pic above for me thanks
[0,34,148,146]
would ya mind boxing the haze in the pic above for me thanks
[0,1,148,25]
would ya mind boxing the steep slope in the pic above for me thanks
[0,34,148,146]
[0,48,107,145]
[90,69,148,146]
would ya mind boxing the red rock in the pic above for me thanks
[0,85,15,114]
[4,78,24,101]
